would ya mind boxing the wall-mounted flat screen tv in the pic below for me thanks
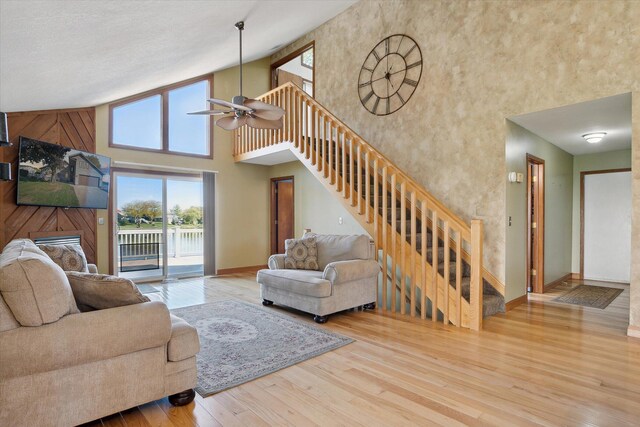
[17,137,111,209]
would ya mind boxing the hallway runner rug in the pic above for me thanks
[552,285,623,309]
[171,300,354,396]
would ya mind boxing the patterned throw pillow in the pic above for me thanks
[284,236,319,270]
[39,244,89,273]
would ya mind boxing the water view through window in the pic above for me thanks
[116,174,204,281]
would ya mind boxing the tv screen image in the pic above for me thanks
[17,137,111,209]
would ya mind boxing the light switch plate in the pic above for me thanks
[98,217,105,225]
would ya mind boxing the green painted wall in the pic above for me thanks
[505,121,574,302]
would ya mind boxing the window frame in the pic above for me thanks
[270,41,315,98]
[109,74,214,159]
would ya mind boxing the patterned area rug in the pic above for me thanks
[552,285,623,309]
[171,300,354,397]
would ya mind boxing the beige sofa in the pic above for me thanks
[0,239,200,427]
[257,233,380,323]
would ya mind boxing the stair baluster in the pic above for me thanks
[233,83,504,330]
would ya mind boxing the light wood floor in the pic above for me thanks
[83,274,639,426]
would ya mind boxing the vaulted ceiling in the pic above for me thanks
[0,0,356,112]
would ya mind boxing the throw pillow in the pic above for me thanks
[65,272,150,310]
[39,244,89,273]
[284,236,319,270]
[0,240,79,326]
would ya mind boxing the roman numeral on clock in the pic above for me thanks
[406,60,422,70]
[359,81,372,88]
[404,44,417,57]
[403,78,418,87]
[362,90,375,104]
[372,96,380,113]
[372,49,381,61]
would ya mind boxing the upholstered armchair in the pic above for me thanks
[257,233,380,323]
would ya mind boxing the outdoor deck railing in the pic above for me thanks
[117,228,203,257]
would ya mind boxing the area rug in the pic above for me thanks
[552,285,623,309]
[171,300,354,397]
[137,284,160,294]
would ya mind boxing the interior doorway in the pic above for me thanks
[580,168,632,282]
[526,154,545,293]
[270,176,294,254]
[271,42,314,97]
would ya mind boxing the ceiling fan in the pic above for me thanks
[189,21,285,131]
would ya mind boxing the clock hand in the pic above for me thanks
[370,65,399,84]
[371,67,408,84]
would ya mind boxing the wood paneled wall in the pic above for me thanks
[0,108,98,264]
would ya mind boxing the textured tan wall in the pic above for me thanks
[95,58,272,273]
[505,121,574,302]
[272,0,639,318]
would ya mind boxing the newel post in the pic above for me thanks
[470,219,484,331]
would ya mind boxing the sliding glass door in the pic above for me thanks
[166,177,203,277]
[113,171,203,282]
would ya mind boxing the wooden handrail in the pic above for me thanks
[234,82,500,330]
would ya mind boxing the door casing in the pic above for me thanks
[270,176,295,255]
[526,154,545,294]
[580,168,632,280]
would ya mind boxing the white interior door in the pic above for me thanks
[583,171,631,283]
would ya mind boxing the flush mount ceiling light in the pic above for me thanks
[582,132,607,144]
[189,21,285,130]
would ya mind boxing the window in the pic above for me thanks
[301,48,313,69]
[110,75,213,158]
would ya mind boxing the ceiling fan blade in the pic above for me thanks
[188,109,232,116]
[244,101,286,120]
[247,116,283,130]
[251,108,286,120]
[216,115,248,131]
[244,99,285,120]
[207,98,252,112]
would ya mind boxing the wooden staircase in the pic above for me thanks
[234,82,505,330]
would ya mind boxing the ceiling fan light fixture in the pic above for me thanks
[582,132,607,144]
[188,21,284,130]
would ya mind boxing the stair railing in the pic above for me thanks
[234,82,487,330]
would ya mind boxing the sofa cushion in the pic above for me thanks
[284,236,319,270]
[257,269,332,298]
[0,239,79,326]
[65,272,150,310]
[304,233,371,269]
[0,296,20,332]
[1,238,47,258]
[39,243,89,272]
[167,314,200,362]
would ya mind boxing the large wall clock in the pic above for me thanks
[358,34,423,116]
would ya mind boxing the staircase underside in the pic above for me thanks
[238,142,505,320]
